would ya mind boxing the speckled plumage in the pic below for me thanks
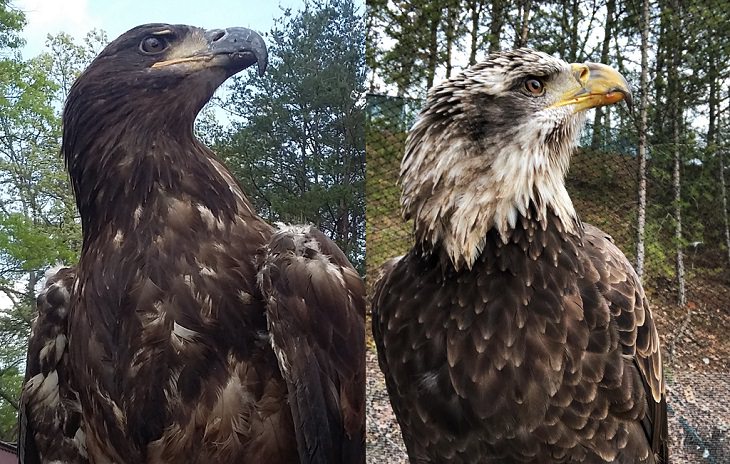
[373,49,667,463]
[19,23,365,464]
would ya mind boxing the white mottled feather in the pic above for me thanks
[400,51,584,269]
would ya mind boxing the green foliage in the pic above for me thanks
[0,46,82,280]
[0,213,78,269]
[642,217,676,283]
[0,0,24,51]
[0,20,99,440]
[218,0,366,271]
[0,366,21,438]
[44,30,107,98]
[372,1,446,93]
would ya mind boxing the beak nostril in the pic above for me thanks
[574,65,589,84]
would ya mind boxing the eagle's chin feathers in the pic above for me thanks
[401,82,585,271]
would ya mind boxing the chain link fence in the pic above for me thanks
[365,1,730,461]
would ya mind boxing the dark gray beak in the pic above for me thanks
[205,27,268,76]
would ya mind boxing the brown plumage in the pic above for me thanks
[19,24,364,464]
[372,49,667,463]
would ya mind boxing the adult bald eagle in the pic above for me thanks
[19,24,365,464]
[372,49,667,463]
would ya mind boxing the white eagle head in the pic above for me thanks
[400,49,631,270]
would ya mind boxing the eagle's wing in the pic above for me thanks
[19,266,87,464]
[370,256,427,457]
[257,225,365,464]
[583,224,668,463]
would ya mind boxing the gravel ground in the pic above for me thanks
[366,346,729,463]
[366,349,408,464]
[666,369,730,462]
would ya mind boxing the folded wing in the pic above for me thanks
[19,266,87,464]
[583,225,668,463]
[258,225,365,464]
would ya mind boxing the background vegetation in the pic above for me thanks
[365,0,730,462]
[0,0,364,443]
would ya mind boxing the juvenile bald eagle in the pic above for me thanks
[372,49,667,463]
[19,24,365,464]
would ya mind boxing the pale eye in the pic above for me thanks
[524,78,545,96]
[140,36,168,54]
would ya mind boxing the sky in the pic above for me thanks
[13,0,308,59]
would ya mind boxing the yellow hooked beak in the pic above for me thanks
[550,62,632,112]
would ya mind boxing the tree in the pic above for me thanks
[375,0,447,95]
[365,0,387,91]
[219,0,365,271]
[0,0,23,52]
[699,2,730,267]
[511,0,532,48]
[667,0,685,307]
[488,0,506,52]
[720,139,730,266]
[590,0,615,150]
[467,0,485,65]
[635,0,650,279]
[0,18,102,438]
[442,0,463,79]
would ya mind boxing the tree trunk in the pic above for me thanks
[468,0,483,65]
[706,54,729,265]
[568,0,580,62]
[673,118,685,307]
[708,64,717,145]
[26,270,39,309]
[668,0,685,307]
[444,2,460,78]
[558,0,570,58]
[514,0,533,48]
[425,6,442,88]
[365,2,378,92]
[591,0,615,149]
[488,0,504,53]
[636,0,649,280]
[720,150,730,266]
[652,1,669,138]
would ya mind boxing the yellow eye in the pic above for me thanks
[524,78,545,96]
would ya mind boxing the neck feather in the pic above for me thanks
[63,118,245,246]
[401,113,584,270]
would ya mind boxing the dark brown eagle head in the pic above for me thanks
[60,24,266,240]
[63,23,266,157]
[400,49,631,270]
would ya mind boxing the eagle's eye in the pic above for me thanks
[140,36,168,54]
[524,78,545,96]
